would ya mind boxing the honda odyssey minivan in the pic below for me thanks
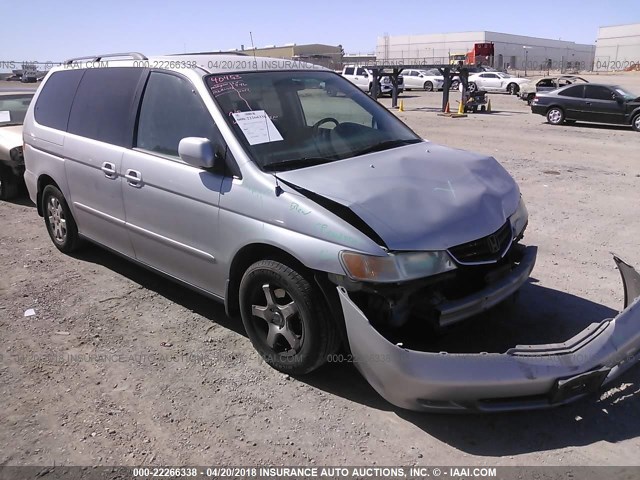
[23,52,640,412]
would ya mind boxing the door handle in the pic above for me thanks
[101,162,117,179]
[125,169,142,187]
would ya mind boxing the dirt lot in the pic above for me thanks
[1,73,640,467]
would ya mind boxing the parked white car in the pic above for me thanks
[402,69,444,92]
[340,65,403,96]
[467,72,531,95]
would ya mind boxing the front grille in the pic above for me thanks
[448,221,512,264]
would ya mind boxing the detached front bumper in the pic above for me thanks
[338,255,640,412]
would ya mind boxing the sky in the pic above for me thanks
[2,0,640,64]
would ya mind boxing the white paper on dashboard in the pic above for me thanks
[0,111,10,122]
[232,110,283,145]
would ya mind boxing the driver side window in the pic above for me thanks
[136,72,217,157]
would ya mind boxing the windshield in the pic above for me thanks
[0,94,34,126]
[614,87,637,100]
[206,71,421,171]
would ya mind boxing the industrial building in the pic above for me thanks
[376,31,595,72]
[229,44,343,69]
[594,23,640,71]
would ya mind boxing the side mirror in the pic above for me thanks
[178,137,216,169]
[363,72,369,78]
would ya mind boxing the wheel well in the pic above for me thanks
[36,175,60,217]
[546,105,564,114]
[225,243,310,318]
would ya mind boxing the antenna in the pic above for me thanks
[249,31,258,70]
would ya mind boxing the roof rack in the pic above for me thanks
[63,52,147,65]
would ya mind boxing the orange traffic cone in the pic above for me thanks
[444,101,450,113]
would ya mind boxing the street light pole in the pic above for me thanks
[523,46,531,77]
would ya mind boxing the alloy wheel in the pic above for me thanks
[251,283,304,356]
[47,196,67,243]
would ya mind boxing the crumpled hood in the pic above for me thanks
[277,142,521,251]
[0,125,23,150]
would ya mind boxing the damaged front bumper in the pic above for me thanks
[337,255,640,412]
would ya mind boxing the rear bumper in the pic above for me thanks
[531,105,547,115]
[338,255,640,412]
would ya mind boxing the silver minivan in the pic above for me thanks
[23,53,640,412]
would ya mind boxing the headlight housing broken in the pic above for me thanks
[340,250,457,283]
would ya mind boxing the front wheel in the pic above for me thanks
[633,113,640,132]
[0,167,20,200]
[450,79,460,90]
[42,184,82,253]
[468,82,477,93]
[423,81,433,92]
[239,260,338,375]
[507,83,519,95]
[546,107,565,125]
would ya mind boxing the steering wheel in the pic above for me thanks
[312,117,340,131]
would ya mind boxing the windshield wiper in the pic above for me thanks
[262,156,335,172]
[352,138,422,157]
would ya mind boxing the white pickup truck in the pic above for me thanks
[340,65,403,96]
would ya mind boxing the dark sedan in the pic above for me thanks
[531,84,640,131]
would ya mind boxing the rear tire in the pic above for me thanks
[508,83,519,95]
[42,184,82,253]
[423,81,433,92]
[0,167,20,200]
[239,260,338,375]
[468,82,477,93]
[633,113,640,132]
[546,107,565,125]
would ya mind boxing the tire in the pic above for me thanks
[633,113,640,132]
[507,83,519,95]
[423,81,433,92]
[41,184,82,253]
[450,79,460,90]
[239,260,338,375]
[468,82,477,93]
[546,107,565,125]
[0,167,19,200]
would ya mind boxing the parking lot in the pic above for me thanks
[1,72,639,467]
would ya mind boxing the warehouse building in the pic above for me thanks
[377,31,595,72]
[230,44,344,69]
[594,23,640,71]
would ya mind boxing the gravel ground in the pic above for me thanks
[1,73,639,468]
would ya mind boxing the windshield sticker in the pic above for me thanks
[0,111,10,122]
[209,75,251,98]
[232,110,283,145]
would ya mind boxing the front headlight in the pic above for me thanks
[510,197,528,238]
[340,250,456,283]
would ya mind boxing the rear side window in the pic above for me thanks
[136,72,216,157]
[68,68,145,147]
[558,85,584,98]
[585,85,615,101]
[34,70,84,130]
[344,67,354,75]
